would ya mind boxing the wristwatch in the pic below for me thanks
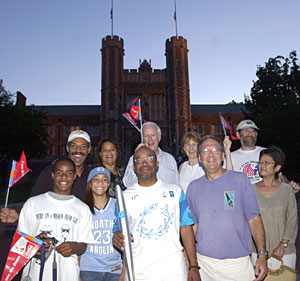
[257,250,268,258]
[280,241,288,248]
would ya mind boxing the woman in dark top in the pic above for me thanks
[95,138,126,197]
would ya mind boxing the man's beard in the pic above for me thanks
[137,171,156,180]
[241,136,257,147]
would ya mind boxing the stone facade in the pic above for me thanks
[18,35,245,162]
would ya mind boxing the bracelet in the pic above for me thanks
[189,265,200,270]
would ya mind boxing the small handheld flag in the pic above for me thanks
[219,113,239,140]
[5,151,31,207]
[123,97,145,142]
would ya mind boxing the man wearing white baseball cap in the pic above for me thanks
[231,120,299,192]
[0,130,93,224]
[230,120,262,184]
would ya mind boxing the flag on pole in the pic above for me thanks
[110,7,113,19]
[8,151,30,188]
[1,231,44,281]
[5,152,31,208]
[219,113,239,140]
[130,97,139,120]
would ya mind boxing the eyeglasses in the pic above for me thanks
[258,161,275,166]
[134,156,155,164]
[69,143,89,150]
[200,148,222,155]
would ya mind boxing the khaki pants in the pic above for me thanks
[197,253,255,281]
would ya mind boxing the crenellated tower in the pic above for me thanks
[100,35,124,144]
[165,36,191,154]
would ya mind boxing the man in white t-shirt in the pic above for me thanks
[113,146,200,281]
[231,120,299,191]
[230,120,263,184]
[123,121,179,188]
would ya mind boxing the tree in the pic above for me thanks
[0,80,49,161]
[244,51,300,179]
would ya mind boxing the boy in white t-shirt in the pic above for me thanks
[18,158,93,281]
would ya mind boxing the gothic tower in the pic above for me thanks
[165,36,191,154]
[100,35,124,144]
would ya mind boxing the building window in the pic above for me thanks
[214,125,222,134]
[64,126,80,137]
[179,109,183,117]
[48,126,55,137]
[87,126,100,137]
[150,94,165,120]
[194,124,204,134]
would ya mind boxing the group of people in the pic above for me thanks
[0,119,298,281]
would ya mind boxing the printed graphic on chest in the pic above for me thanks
[224,191,235,210]
[136,203,174,240]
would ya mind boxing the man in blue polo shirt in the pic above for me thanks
[187,135,267,281]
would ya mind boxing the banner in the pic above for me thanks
[1,231,43,281]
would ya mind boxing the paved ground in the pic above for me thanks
[1,199,300,280]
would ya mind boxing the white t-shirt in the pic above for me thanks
[115,180,191,281]
[18,192,94,281]
[231,146,265,184]
[179,161,205,193]
[123,148,179,188]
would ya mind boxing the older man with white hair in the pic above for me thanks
[123,121,179,188]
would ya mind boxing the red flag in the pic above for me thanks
[8,151,30,188]
[130,97,139,120]
[219,113,239,140]
[1,231,43,281]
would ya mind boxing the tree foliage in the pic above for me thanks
[0,80,49,160]
[244,51,300,179]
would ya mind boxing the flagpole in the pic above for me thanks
[111,0,114,39]
[4,186,10,208]
[138,98,143,143]
[174,0,178,39]
[219,112,227,137]
[5,160,15,208]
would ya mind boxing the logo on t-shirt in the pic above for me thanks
[241,161,261,184]
[224,191,234,210]
[169,191,174,197]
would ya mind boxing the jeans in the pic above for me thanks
[80,271,121,281]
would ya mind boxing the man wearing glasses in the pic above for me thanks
[0,130,92,224]
[113,146,201,281]
[186,135,267,281]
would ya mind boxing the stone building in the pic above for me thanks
[17,34,245,162]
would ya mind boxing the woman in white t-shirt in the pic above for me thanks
[179,131,204,193]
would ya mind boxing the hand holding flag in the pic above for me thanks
[5,151,31,208]
[219,113,239,140]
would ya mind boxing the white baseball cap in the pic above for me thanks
[67,130,91,143]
